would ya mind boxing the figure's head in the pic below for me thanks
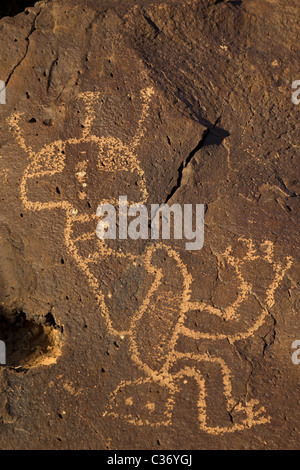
[12,88,154,218]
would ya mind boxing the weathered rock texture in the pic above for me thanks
[0,0,299,449]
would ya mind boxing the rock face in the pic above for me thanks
[0,0,299,450]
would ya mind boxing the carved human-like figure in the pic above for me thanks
[9,88,292,434]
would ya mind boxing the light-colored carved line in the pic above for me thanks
[132,87,154,149]
[8,112,34,159]
[10,87,287,435]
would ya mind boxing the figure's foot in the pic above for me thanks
[231,398,271,427]
[103,377,175,427]
[199,399,271,435]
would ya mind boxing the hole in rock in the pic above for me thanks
[0,0,37,19]
[0,307,62,370]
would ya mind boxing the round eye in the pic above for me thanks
[145,402,155,412]
[125,397,133,406]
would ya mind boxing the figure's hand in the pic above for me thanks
[181,238,292,343]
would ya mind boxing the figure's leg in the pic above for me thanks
[171,352,270,435]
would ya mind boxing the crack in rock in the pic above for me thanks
[5,7,42,87]
[165,117,230,203]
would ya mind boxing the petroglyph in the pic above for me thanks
[8,88,293,434]
[104,239,292,434]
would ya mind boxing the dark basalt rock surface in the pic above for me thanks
[0,0,299,449]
